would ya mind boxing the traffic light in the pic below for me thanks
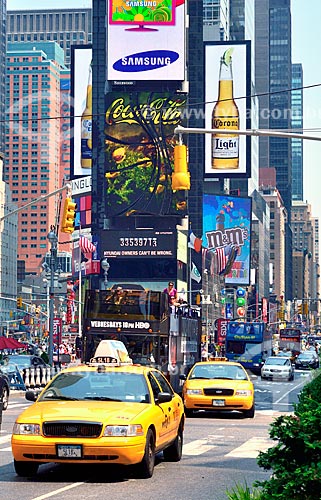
[304,302,309,315]
[172,144,190,191]
[61,197,77,233]
[297,303,302,314]
[17,297,22,308]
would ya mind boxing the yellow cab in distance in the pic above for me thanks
[12,340,185,479]
[180,357,255,418]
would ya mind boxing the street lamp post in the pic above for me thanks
[101,258,110,290]
[47,227,58,366]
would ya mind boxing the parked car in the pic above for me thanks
[0,369,10,410]
[295,351,320,370]
[5,354,49,372]
[261,356,294,381]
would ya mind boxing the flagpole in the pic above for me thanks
[189,245,192,305]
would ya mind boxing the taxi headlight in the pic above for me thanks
[235,390,252,397]
[186,389,202,395]
[103,425,144,437]
[13,423,41,435]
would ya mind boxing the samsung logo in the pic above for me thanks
[113,50,179,73]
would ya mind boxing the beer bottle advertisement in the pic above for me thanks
[205,42,251,178]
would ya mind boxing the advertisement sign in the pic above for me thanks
[71,46,93,178]
[104,91,187,217]
[107,0,185,81]
[101,230,176,258]
[216,318,229,345]
[203,194,252,285]
[204,41,251,178]
[53,318,62,345]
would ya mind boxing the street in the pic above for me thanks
[0,370,311,500]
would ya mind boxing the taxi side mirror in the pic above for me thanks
[157,392,173,404]
[25,390,40,402]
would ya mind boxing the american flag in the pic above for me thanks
[79,235,96,254]
[215,247,228,275]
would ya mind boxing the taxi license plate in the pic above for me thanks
[212,399,225,406]
[57,445,82,458]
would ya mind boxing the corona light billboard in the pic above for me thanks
[107,0,186,81]
[204,41,251,178]
[104,91,187,217]
[71,45,92,178]
[202,194,252,286]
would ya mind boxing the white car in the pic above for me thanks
[261,356,294,381]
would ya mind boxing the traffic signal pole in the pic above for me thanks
[0,183,71,222]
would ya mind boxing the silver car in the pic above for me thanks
[261,356,294,381]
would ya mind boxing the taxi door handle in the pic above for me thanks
[168,407,172,412]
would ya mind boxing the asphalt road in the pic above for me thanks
[0,370,312,500]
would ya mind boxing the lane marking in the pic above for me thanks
[225,437,272,458]
[183,439,216,456]
[0,435,11,444]
[31,483,85,500]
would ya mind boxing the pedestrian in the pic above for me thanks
[163,282,179,306]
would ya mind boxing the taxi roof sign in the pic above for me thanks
[89,339,132,366]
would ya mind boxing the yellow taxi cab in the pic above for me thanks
[12,340,185,479]
[180,358,255,418]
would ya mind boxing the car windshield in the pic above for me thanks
[7,355,32,368]
[265,358,288,366]
[298,353,315,359]
[190,364,247,380]
[38,371,151,403]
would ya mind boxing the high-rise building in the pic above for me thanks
[203,0,230,41]
[7,8,92,67]
[4,42,69,275]
[0,0,6,157]
[291,63,303,201]
[255,0,293,299]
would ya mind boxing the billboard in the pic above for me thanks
[107,0,186,81]
[71,45,93,178]
[101,230,176,258]
[204,41,251,178]
[203,194,252,285]
[104,91,187,217]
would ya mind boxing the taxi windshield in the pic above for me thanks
[190,364,247,380]
[39,371,151,403]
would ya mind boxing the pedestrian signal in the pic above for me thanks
[61,197,77,233]
[172,144,190,191]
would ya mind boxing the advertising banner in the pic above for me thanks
[71,46,93,178]
[204,41,251,178]
[203,194,252,285]
[107,0,186,81]
[101,230,176,258]
[104,91,187,217]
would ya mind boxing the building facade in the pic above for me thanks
[4,42,69,275]
[7,8,92,68]
[291,63,303,201]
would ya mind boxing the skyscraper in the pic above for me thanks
[291,63,303,201]
[4,42,69,275]
[7,8,92,67]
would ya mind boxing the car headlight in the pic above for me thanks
[235,390,253,396]
[13,423,41,435]
[103,425,144,437]
[186,389,202,395]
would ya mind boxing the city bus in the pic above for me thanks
[225,321,273,373]
[279,326,302,356]
[81,287,201,392]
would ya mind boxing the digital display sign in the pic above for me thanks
[101,230,176,258]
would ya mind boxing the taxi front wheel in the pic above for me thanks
[14,460,39,477]
[136,428,155,479]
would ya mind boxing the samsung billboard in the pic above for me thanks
[107,0,186,81]
[204,41,251,179]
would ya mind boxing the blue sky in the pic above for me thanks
[6,0,321,221]
[291,0,321,222]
